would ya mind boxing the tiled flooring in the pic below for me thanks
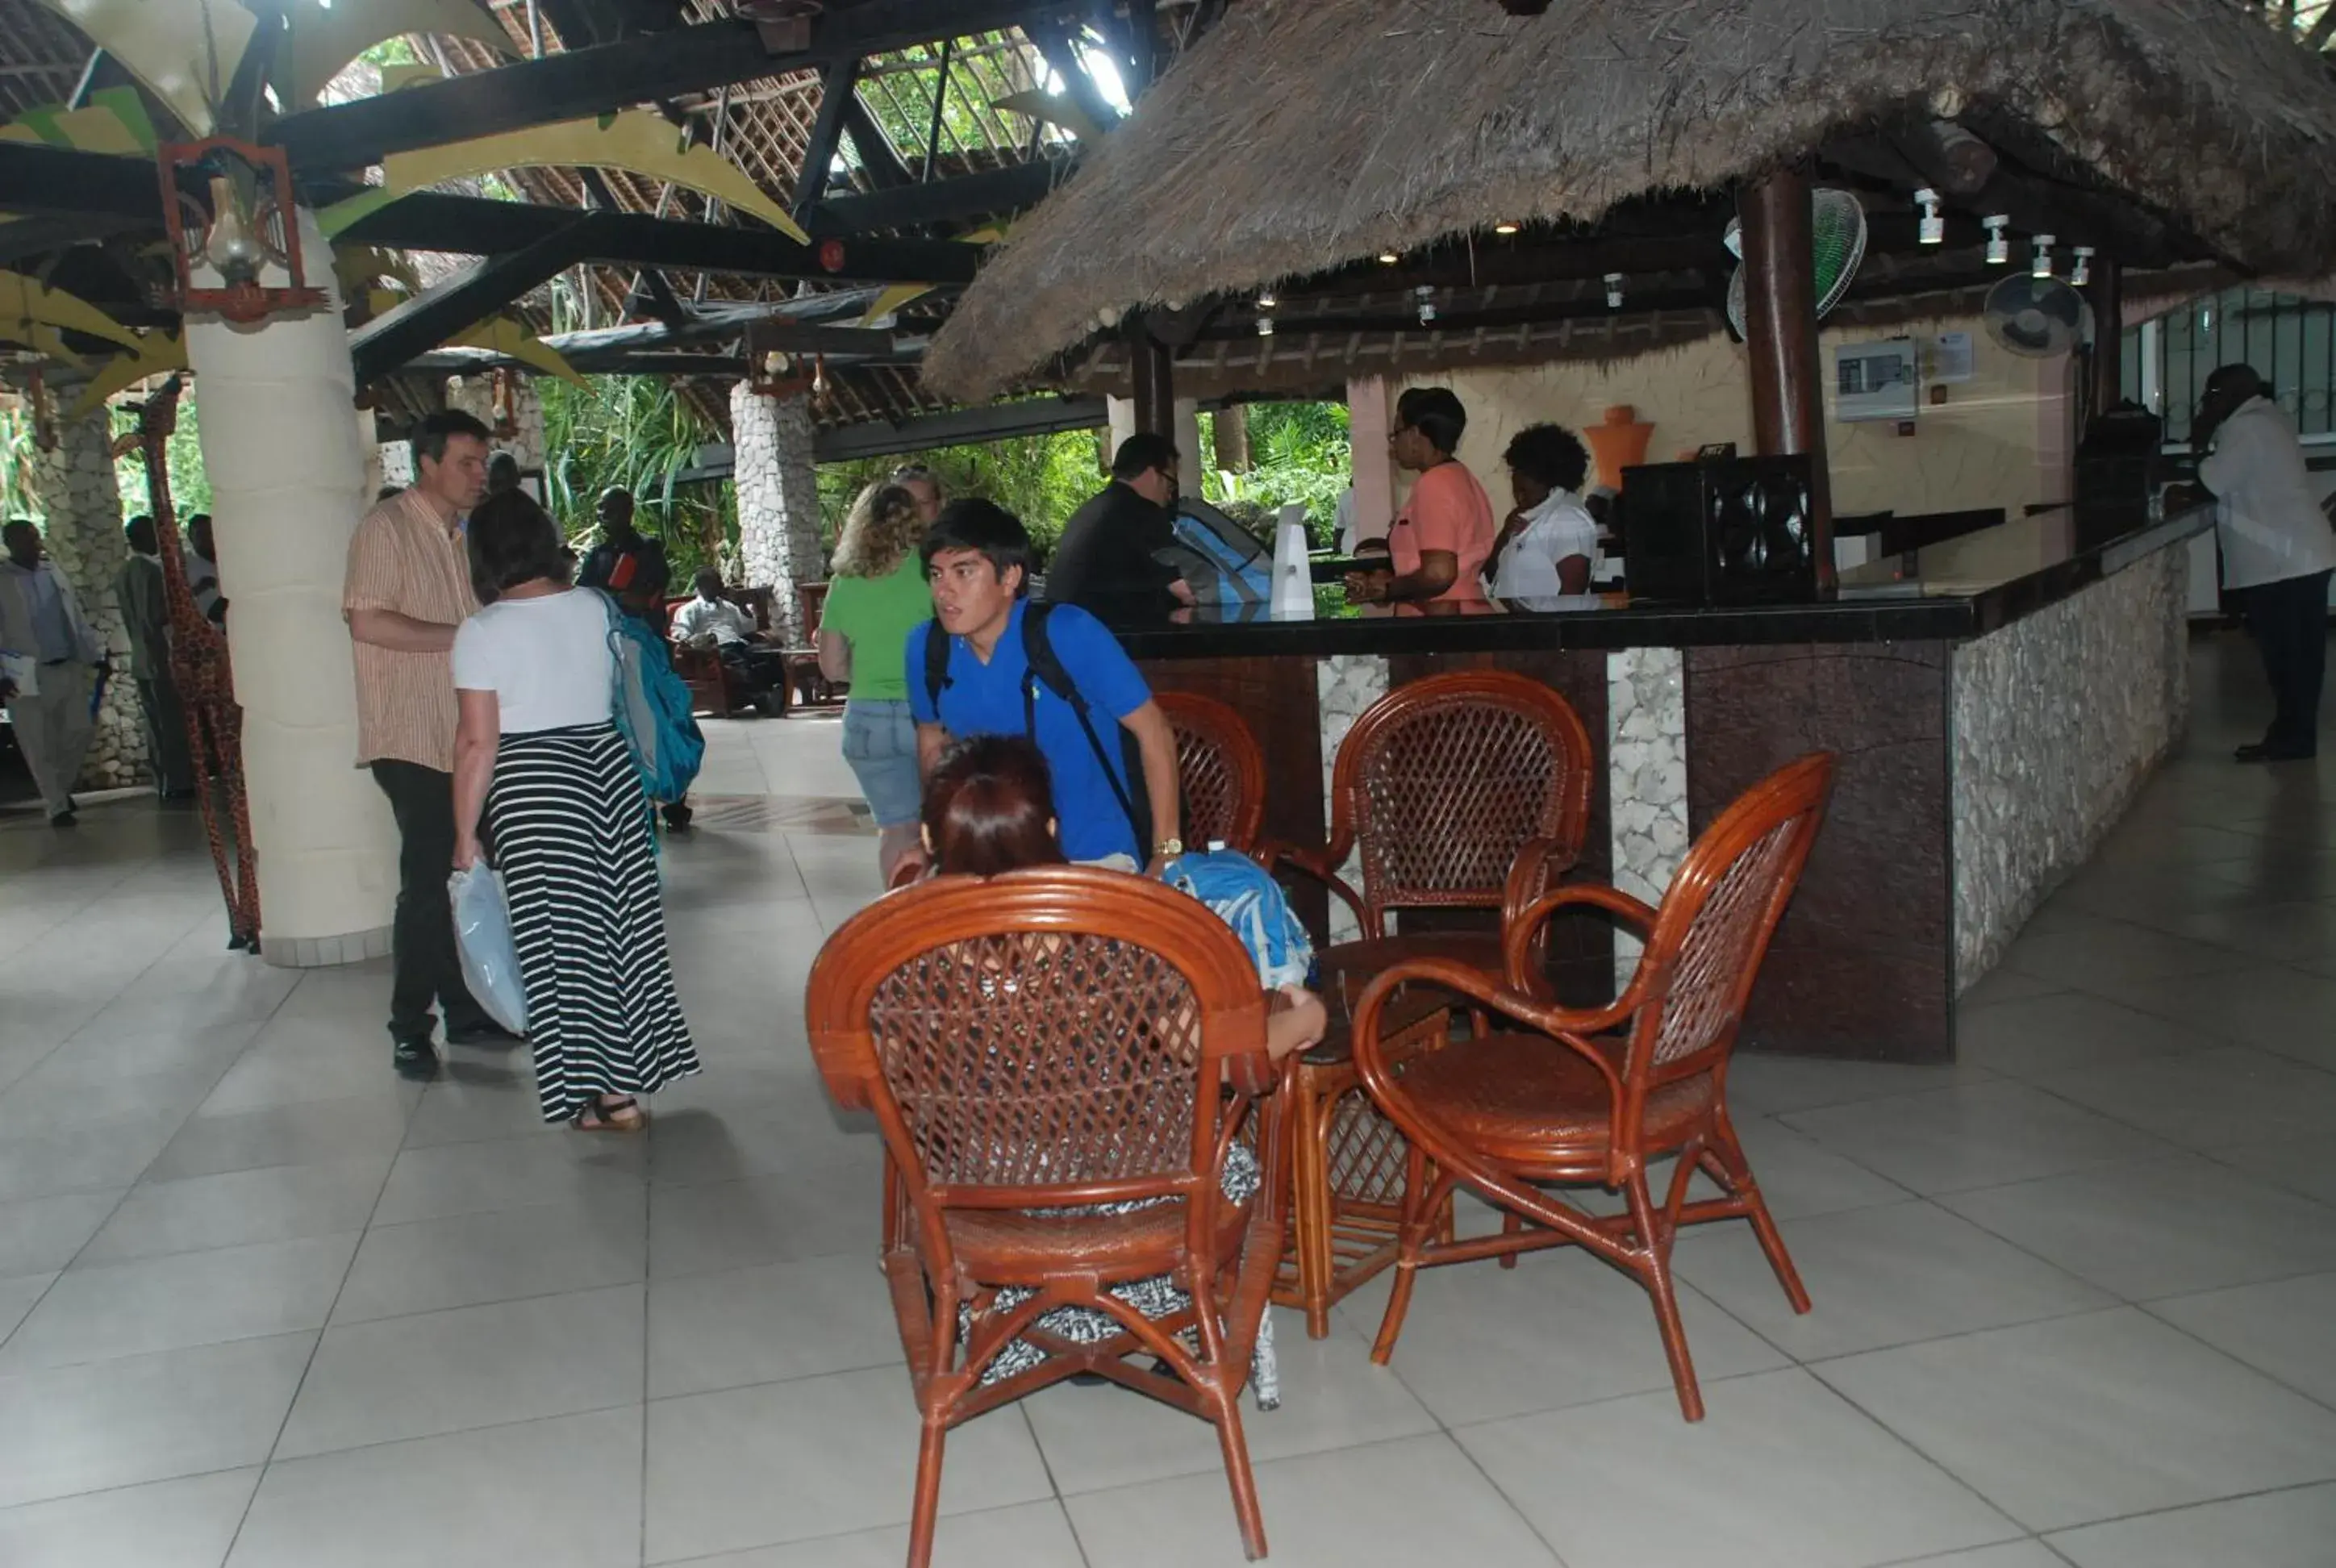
[5,640,2336,1566]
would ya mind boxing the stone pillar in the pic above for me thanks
[183,206,398,967]
[27,398,148,790]
[729,380,824,641]
[444,371,547,475]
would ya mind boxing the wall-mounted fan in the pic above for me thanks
[1724,189,1869,338]
[1982,273,2088,358]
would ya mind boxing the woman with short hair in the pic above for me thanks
[1487,423,1601,599]
[451,490,701,1132]
[818,480,935,883]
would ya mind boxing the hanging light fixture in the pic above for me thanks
[1256,315,1274,337]
[2070,246,2095,286]
[1983,215,2011,265]
[2030,234,2055,279]
[156,138,327,323]
[1493,220,1521,236]
[1377,249,1400,265]
[1604,272,1625,309]
[1416,286,1437,325]
[1256,287,1279,310]
[489,367,519,439]
[1914,187,1944,246]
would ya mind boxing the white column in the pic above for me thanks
[28,397,147,789]
[1106,395,1137,459]
[1173,397,1203,481]
[184,207,398,967]
[729,381,825,641]
[1347,377,1395,538]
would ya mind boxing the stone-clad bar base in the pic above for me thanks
[1135,521,2202,1063]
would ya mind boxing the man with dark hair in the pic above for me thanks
[343,407,515,1080]
[907,498,1182,873]
[1044,432,1195,623]
[672,565,788,707]
[578,487,671,632]
[0,518,104,825]
[1348,386,1496,605]
[1487,423,1600,598]
[116,514,194,799]
[2195,364,2336,761]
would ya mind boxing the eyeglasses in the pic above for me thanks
[891,465,936,483]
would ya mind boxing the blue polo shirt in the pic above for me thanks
[906,600,1153,863]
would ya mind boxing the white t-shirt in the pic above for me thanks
[1487,490,1601,598]
[2199,396,2336,590]
[451,588,616,733]
[671,594,754,646]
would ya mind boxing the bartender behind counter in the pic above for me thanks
[1346,386,1495,605]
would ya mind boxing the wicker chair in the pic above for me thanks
[1157,690,1267,853]
[804,867,1291,1566]
[1349,752,1835,1422]
[1268,669,1597,1337]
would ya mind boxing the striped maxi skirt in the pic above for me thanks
[488,723,702,1122]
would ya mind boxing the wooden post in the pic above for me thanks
[2088,257,2124,423]
[1739,166,1836,594]
[1127,315,1174,437]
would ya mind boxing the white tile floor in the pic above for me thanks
[5,643,2336,1566]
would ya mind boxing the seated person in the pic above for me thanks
[670,568,789,705]
[918,732,1323,1403]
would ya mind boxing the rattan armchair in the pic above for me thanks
[1266,669,1597,1337]
[805,867,1292,1566]
[1348,752,1834,1422]
[1157,690,1268,853]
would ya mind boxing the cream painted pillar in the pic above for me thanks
[1173,397,1203,482]
[184,207,398,967]
[1347,376,1395,538]
[27,396,148,789]
[1106,395,1137,461]
[729,380,824,640]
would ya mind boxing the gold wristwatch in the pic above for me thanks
[1156,837,1184,858]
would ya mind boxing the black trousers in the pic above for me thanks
[371,760,492,1041]
[719,642,790,691]
[2242,569,2332,754]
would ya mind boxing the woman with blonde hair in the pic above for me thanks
[817,479,936,881]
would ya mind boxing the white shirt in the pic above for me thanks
[670,594,754,646]
[451,589,615,733]
[1487,490,1601,599]
[2200,396,2336,590]
[1333,488,1360,554]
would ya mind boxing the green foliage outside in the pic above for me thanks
[1199,402,1352,549]
[539,374,736,580]
[112,388,212,522]
[817,425,1107,554]
[0,404,42,522]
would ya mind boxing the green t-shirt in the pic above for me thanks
[819,553,932,703]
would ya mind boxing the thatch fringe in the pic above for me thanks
[925,0,2336,400]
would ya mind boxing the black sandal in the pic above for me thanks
[572,1095,644,1132]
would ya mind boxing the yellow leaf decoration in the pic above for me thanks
[956,222,1013,247]
[20,323,87,367]
[66,332,186,422]
[0,273,147,357]
[378,111,809,243]
[452,317,588,387]
[338,246,422,301]
[857,283,934,327]
[35,0,257,138]
[0,87,157,155]
[282,0,513,104]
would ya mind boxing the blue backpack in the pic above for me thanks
[594,590,704,805]
[1164,848,1314,990]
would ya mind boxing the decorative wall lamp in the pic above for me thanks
[489,367,520,439]
[743,320,811,399]
[26,362,57,452]
[157,139,326,323]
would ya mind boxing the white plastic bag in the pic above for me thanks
[448,860,528,1034]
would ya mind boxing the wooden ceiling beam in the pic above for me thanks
[264,0,1076,173]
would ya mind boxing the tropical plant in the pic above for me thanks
[817,424,1106,557]
[1201,401,1351,548]
[0,403,43,522]
[111,386,211,520]
[539,374,736,579]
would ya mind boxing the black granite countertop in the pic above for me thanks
[1113,510,2213,661]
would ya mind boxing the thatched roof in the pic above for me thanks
[924,0,2336,400]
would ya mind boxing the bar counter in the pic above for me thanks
[1124,509,2212,1063]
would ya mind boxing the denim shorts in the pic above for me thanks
[841,699,922,827]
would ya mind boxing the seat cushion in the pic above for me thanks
[1391,1030,1715,1156]
[944,1194,1254,1287]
